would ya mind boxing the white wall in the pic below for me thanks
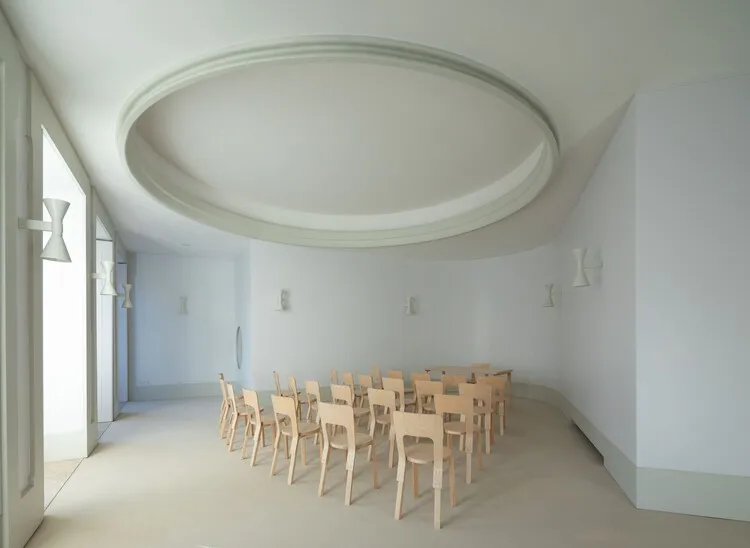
[636,75,750,476]
[132,254,239,393]
[42,132,89,460]
[556,101,637,463]
[116,262,129,403]
[246,239,559,391]
[95,239,114,423]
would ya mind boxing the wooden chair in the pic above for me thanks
[411,372,430,385]
[225,383,249,452]
[414,380,443,414]
[382,377,415,411]
[434,394,482,483]
[331,384,370,426]
[218,373,230,437]
[270,395,321,485]
[273,370,297,398]
[330,369,339,385]
[367,387,397,467]
[392,411,456,530]
[318,402,377,506]
[458,383,493,454]
[476,376,507,438]
[240,389,276,465]
[357,374,374,407]
[441,373,467,394]
[304,380,322,423]
[385,370,403,380]
[288,376,307,419]
[370,366,383,389]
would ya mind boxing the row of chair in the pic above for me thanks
[217,368,508,529]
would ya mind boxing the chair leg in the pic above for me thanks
[485,414,491,455]
[287,437,299,485]
[284,435,290,460]
[449,455,456,507]
[270,431,281,477]
[227,414,238,452]
[371,444,378,490]
[240,419,252,459]
[318,443,330,497]
[301,436,307,466]
[251,425,262,466]
[412,462,419,498]
[388,431,395,469]
[395,478,405,520]
[477,432,483,471]
[344,468,354,506]
[219,401,228,436]
[434,487,442,530]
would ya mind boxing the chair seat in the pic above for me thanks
[443,421,481,436]
[280,421,320,437]
[258,414,276,426]
[404,442,452,464]
[329,432,373,450]
[375,413,391,425]
[353,407,370,418]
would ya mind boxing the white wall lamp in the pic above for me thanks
[17,198,72,262]
[275,290,289,312]
[120,284,133,309]
[543,284,555,307]
[572,248,603,287]
[91,260,117,295]
[404,296,416,315]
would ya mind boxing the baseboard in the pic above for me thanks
[131,382,220,401]
[637,467,750,522]
[514,381,749,522]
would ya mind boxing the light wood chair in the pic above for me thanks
[240,389,277,465]
[414,380,443,414]
[458,383,493,454]
[385,370,403,380]
[218,373,230,437]
[318,402,378,506]
[273,370,298,398]
[370,366,383,389]
[288,376,307,419]
[270,395,321,485]
[330,369,339,385]
[476,376,507,438]
[411,372,430,384]
[367,387,397,467]
[304,380,322,423]
[392,411,456,530]
[357,374,374,407]
[225,383,249,452]
[331,384,370,425]
[382,377,415,411]
[441,373,467,394]
[434,394,482,483]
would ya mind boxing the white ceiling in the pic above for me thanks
[2,0,749,258]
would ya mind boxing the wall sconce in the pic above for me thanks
[543,284,555,307]
[120,284,133,309]
[91,260,117,296]
[17,198,72,262]
[179,296,188,315]
[573,248,603,287]
[404,296,416,315]
[275,290,289,312]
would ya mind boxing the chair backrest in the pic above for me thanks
[434,394,474,430]
[226,383,241,414]
[411,372,430,384]
[476,376,506,401]
[318,402,356,461]
[271,395,298,435]
[382,377,408,411]
[458,382,493,408]
[219,373,228,400]
[392,411,446,487]
[415,380,444,413]
[441,374,466,391]
[385,369,403,380]
[330,369,339,385]
[305,380,322,406]
[367,387,396,419]
[341,372,355,391]
[331,383,355,406]
[242,389,262,428]
[273,371,283,395]
[288,376,301,406]
[370,366,383,388]
[358,374,374,391]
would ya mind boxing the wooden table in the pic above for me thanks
[424,366,513,406]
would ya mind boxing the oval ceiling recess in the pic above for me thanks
[118,36,559,248]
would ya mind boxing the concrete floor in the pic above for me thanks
[30,397,750,548]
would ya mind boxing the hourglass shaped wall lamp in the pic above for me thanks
[91,260,118,295]
[120,284,133,309]
[572,248,603,287]
[17,198,72,262]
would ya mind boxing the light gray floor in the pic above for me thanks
[31,397,750,547]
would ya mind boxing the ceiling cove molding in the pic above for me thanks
[117,35,560,248]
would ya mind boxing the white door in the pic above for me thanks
[0,17,45,548]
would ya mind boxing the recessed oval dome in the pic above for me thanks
[118,36,559,247]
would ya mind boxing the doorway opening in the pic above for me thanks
[116,260,129,410]
[41,128,87,509]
